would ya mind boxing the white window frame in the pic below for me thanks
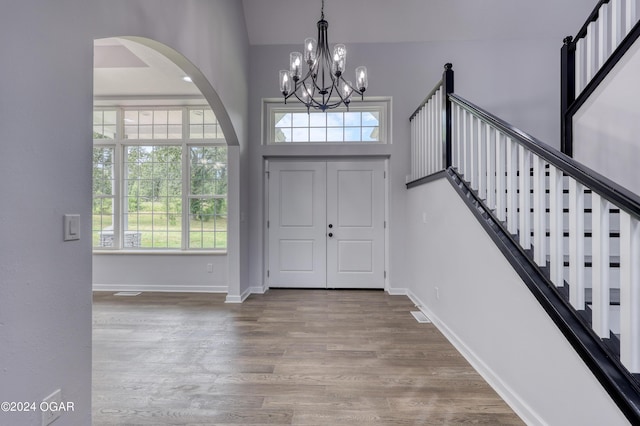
[263,98,391,145]
[92,106,227,253]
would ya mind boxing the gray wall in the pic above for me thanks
[0,2,94,424]
[247,37,567,292]
[0,0,249,423]
[405,177,628,425]
[574,39,640,196]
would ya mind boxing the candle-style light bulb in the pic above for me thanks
[355,66,368,92]
[279,70,291,95]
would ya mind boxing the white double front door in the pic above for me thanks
[267,159,386,289]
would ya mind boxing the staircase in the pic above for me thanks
[405,2,640,422]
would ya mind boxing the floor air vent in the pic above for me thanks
[114,291,142,297]
[411,311,431,323]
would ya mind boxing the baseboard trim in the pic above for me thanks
[404,288,544,426]
[386,286,408,296]
[93,284,227,293]
[225,286,252,303]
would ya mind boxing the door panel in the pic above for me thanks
[327,161,385,288]
[268,162,326,287]
[268,159,385,289]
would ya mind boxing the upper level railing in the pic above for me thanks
[408,64,453,182]
[561,0,640,155]
[408,63,640,422]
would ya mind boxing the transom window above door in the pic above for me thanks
[263,98,390,144]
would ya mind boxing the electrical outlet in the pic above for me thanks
[435,287,440,300]
[42,389,62,426]
[207,263,213,273]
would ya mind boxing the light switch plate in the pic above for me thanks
[63,214,80,241]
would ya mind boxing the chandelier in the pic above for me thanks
[279,0,368,111]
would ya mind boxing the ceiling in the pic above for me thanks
[94,1,597,99]
[94,38,203,102]
[241,0,597,45]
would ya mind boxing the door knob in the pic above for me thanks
[328,224,333,228]
[328,232,333,238]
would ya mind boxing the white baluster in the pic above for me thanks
[436,89,442,171]
[469,115,477,189]
[435,91,440,172]
[592,193,611,338]
[575,38,585,95]
[427,96,436,174]
[451,104,460,170]
[462,110,469,180]
[620,211,640,373]
[495,130,506,222]
[586,21,598,84]
[420,105,427,177]
[427,101,432,176]
[569,179,586,310]
[612,0,623,49]
[477,120,486,199]
[486,125,495,209]
[625,0,637,35]
[598,2,611,69]
[518,146,531,249]
[506,138,518,235]
[411,116,416,180]
[549,165,565,287]
[533,154,547,266]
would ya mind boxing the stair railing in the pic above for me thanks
[561,0,640,155]
[408,64,640,419]
[408,63,453,182]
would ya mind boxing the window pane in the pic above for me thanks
[327,128,343,142]
[190,124,203,139]
[275,128,291,142]
[168,110,182,124]
[124,110,138,125]
[203,109,216,124]
[154,110,168,125]
[344,127,360,141]
[124,125,138,140]
[344,112,361,126]
[362,127,379,142]
[292,113,309,127]
[139,111,153,125]
[292,128,309,142]
[190,109,204,125]
[168,125,182,139]
[309,112,326,127]
[153,125,167,139]
[327,112,343,127]
[275,113,291,128]
[362,111,379,126]
[138,125,153,139]
[309,127,326,142]
[204,124,217,139]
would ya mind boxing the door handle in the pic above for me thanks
[328,224,333,228]
[328,232,333,238]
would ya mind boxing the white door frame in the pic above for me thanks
[264,156,389,290]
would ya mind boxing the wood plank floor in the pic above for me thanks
[92,290,523,425]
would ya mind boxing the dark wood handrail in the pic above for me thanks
[575,0,610,40]
[450,93,640,220]
[409,79,443,121]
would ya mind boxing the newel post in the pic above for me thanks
[442,63,454,168]
[561,36,575,157]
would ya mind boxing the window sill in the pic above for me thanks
[92,250,227,256]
